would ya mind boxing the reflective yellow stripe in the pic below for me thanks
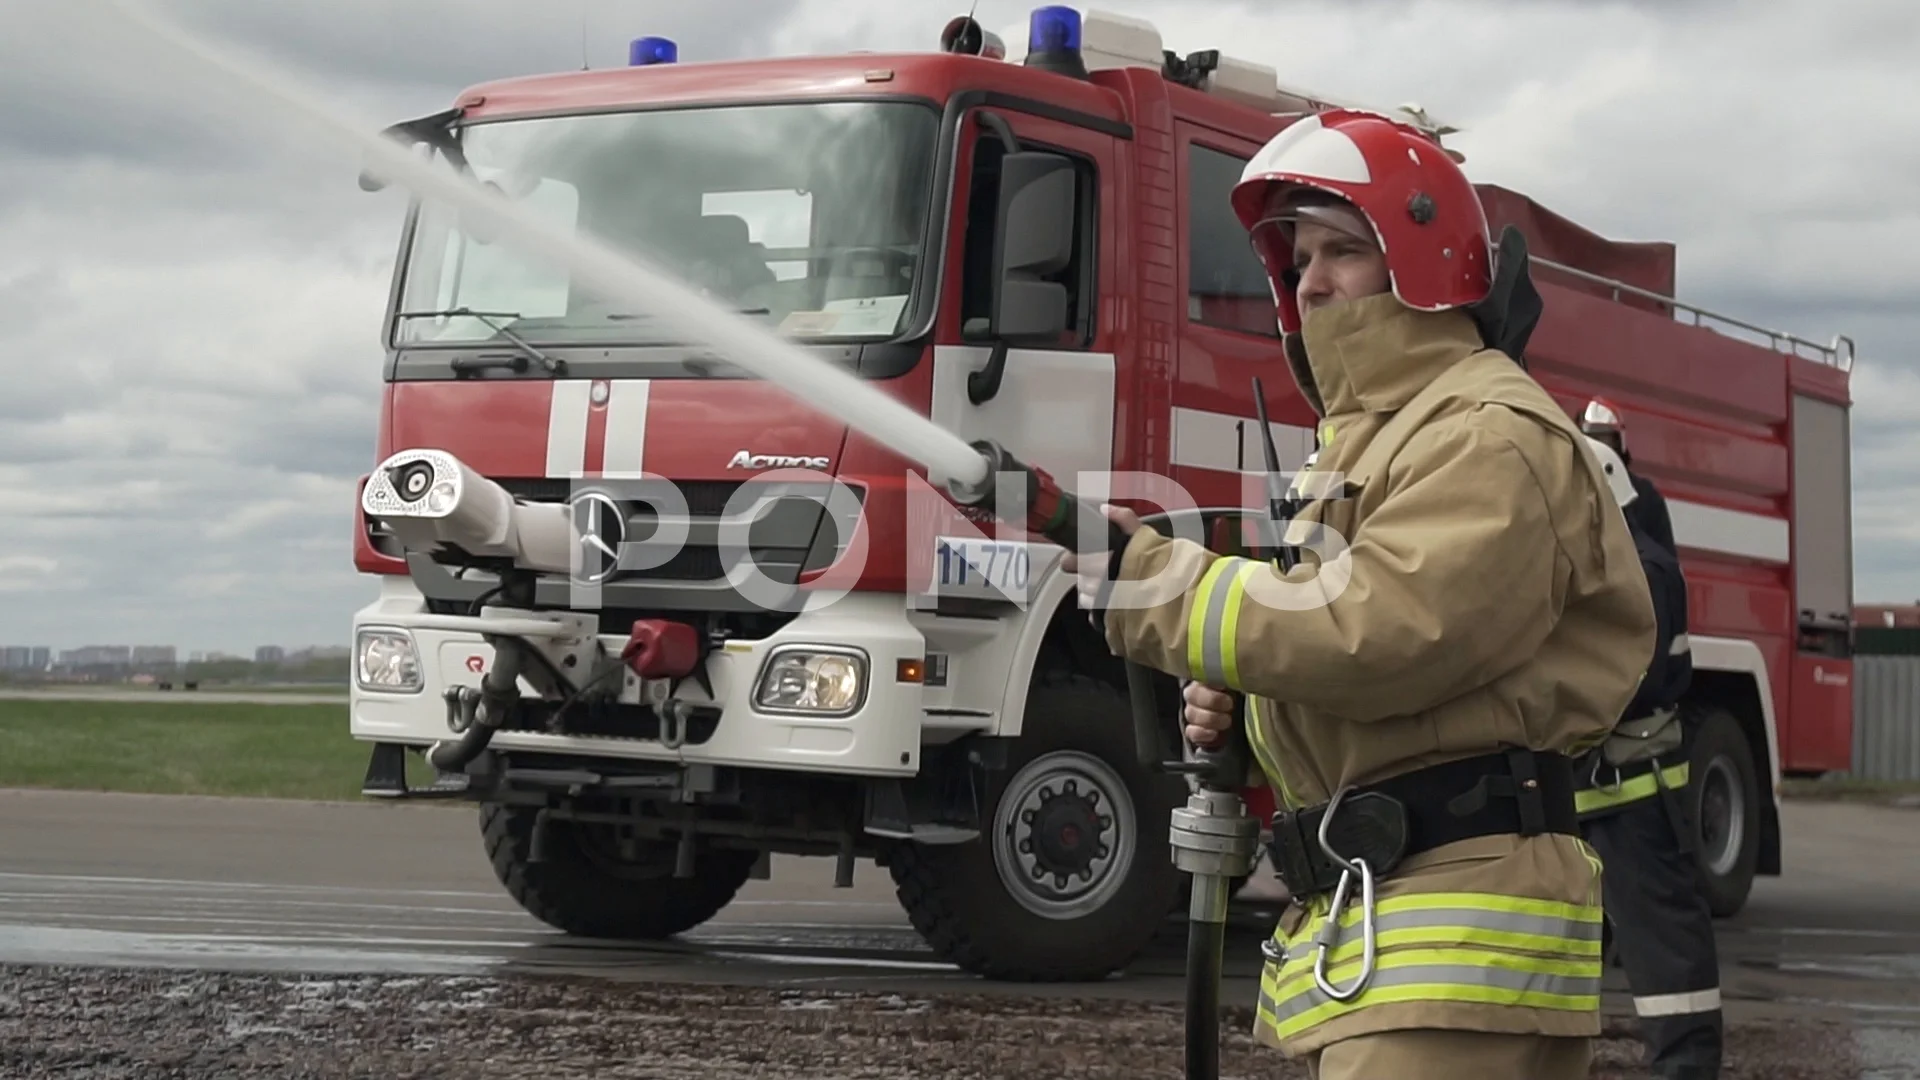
[1255,974,1599,1044]
[1268,972,1600,1041]
[1575,760,1689,815]
[1579,837,1605,907]
[1283,891,1607,939]
[1271,944,1597,999]
[1281,921,1602,971]
[1188,555,1263,688]
[1253,891,1605,1043]
[1185,557,1238,685]
[1218,560,1262,687]
[1244,697,1300,810]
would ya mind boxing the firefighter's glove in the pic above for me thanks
[1059,504,1141,624]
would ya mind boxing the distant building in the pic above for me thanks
[1855,604,1920,656]
[0,647,51,672]
[186,650,244,664]
[286,645,351,662]
[1855,604,1920,629]
[256,645,287,664]
[131,646,177,667]
[59,646,132,669]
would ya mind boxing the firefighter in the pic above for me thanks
[1581,397,1676,555]
[1062,108,1657,1080]
[1577,434,1724,1080]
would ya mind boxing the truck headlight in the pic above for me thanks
[356,628,423,693]
[754,648,866,715]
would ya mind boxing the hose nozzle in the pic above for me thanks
[946,439,1131,555]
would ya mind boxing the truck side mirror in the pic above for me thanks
[989,151,1076,342]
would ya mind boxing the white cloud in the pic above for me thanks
[0,0,1913,657]
[0,555,61,594]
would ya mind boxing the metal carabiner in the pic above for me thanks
[1309,786,1379,1001]
[1588,751,1624,796]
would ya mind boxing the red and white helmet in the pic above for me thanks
[1580,397,1624,437]
[1231,108,1492,335]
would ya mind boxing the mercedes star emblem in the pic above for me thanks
[567,491,625,584]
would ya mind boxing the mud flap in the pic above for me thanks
[360,742,471,800]
[361,742,410,798]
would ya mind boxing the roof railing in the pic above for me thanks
[1529,256,1856,372]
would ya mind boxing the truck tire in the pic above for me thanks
[479,803,756,940]
[1688,706,1761,917]
[888,670,1188,981]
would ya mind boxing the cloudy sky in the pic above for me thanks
[1,0,1914,657]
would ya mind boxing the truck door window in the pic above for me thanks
[1187,144,1278,339]
[960,133,1096,346]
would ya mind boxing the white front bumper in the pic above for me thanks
[349,578,926,778]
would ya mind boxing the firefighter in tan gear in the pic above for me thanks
[1063,108,1657,1079]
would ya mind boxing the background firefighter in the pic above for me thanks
[1577,433,1725,1080]
[1582,398,1675,555]
[1064,108,1656,1080]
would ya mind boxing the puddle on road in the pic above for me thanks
[0,922,502,977]
[0,918,964,987]
[1737,954,1920,981]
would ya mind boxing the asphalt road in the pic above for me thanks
[0,788,1916,1077]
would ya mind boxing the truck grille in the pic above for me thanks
[491,476,860,586]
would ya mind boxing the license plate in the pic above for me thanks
[931,537,1035,601]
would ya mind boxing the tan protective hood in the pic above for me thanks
[1282,293,1488,419]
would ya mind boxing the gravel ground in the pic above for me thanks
[0,965,1889,1080]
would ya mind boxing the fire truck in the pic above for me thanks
[348,5,1857,979]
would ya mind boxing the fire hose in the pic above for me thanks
[944,442,1264,1079]
[94,6,1264,1073]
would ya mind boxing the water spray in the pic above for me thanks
[91,0,991,493]
[87,16,1255,1073]
[89,0,1144,559]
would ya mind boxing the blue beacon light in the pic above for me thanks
[629,36,678,66]
[1024,6,1088,79]
[1028,6,1082,52]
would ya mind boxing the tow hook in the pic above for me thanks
[659,699,690,750]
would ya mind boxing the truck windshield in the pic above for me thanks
[393,100,940,348]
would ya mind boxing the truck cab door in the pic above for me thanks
[927,107,1120,504]
[1170,124,1317,513]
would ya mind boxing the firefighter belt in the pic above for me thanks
[1265,747,1581,900]
[1575,707,1688,818]
[1599,705,1684,767]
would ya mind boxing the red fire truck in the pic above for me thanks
[348,5,1856,979]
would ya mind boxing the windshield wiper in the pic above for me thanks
[396,307,566,377]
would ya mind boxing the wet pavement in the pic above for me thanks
[0,788,1914,1077]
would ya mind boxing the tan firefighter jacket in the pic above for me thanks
[1101,292,1656,1056]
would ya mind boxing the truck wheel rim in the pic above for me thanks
[1699,755,1745,877]
[992,750,1136,920]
